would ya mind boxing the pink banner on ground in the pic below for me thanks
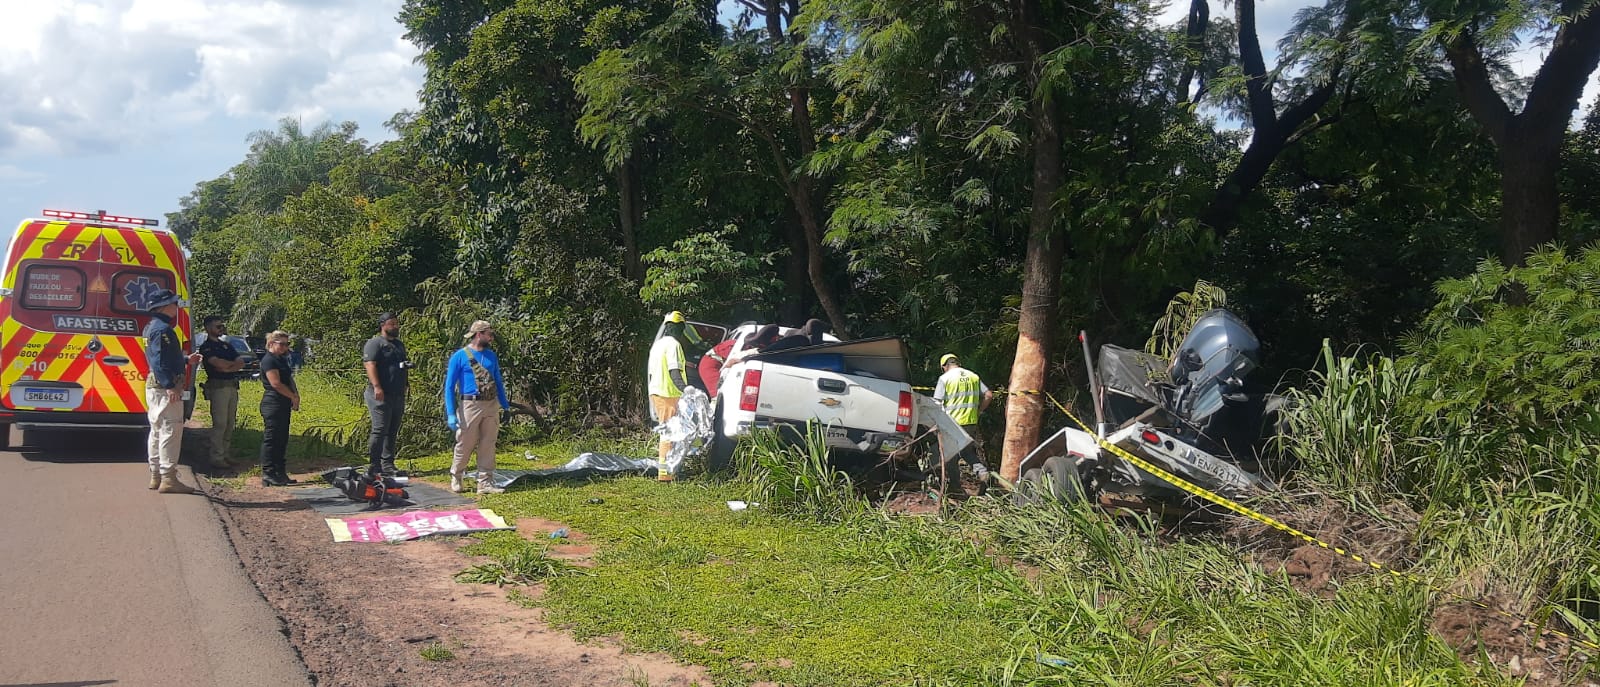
[326,509,511,543]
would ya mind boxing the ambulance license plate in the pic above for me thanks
[24,389,68,403]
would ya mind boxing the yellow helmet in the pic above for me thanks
[939,353,959,367]
[663,311,685,324]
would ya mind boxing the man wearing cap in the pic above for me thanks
[363,312,411,477]
[143,289,203,494]
[198,315,247,469]
[647,311,691,482]
[933,353,994,482]
[445,320,510,494]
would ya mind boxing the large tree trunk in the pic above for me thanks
[617,154,644,282]
[781,212,809,325]
[789,178,851,337]
[999,0,1068,483]
[1441,9,1600,265]
[1497,128,1564,264]
[760,0,851,336]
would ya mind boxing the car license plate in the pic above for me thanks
[24,388,69,403]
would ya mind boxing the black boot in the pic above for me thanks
[261,472,290,487]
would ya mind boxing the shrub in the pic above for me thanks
[735,423,865,522]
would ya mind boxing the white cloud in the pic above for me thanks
[0,0,421,156]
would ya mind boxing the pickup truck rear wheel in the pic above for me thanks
[707,399,735,474]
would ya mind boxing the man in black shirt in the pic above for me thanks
[363,312,410,476]
[198,315,247,469]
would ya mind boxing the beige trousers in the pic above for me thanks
[146,387,184,476]
[451,400,501,479]
[206,381,239,463]
[649,395,679,481]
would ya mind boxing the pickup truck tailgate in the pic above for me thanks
[754,365,905,433]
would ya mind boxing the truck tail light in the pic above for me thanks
[1140,429,1161,445]
[896,391,913,433]
[739,369,763,412]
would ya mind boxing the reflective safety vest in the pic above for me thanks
[938,367,984,425]
[648,336,686,397]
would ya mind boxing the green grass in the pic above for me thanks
[479,476,1023,686]
[201,371,1597,685]
[446,466,1541,687]
[419,642,455,662]
[454,531,582,586]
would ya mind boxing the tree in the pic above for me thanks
[1199,0,1357,235]
[1420,0,1600,264]
[578,4,856,334]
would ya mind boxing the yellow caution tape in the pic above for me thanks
[1037,390,1599,654]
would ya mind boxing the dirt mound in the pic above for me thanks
[1433,600,1596,687]
[1217,494,1418,597]
[1211,493,1597,684]
[206,477,712,687]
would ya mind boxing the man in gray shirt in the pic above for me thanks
[363,312,410,476]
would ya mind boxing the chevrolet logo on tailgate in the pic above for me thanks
[817,398,841,408]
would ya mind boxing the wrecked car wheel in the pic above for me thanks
[1041,455,1087,504]
[707,399,735,474]
[1012,467,1046,506]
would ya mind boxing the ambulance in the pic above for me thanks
[0,209,195,447]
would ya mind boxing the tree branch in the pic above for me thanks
[1442,31,1513,145]
[734,0,766,17]
[1176,0,1210,105]
[1279,76,1339,139]
[1521,7,1600,127]
[1236,0,1278,131]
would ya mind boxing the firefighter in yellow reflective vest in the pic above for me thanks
[933,353,995,480]
[648,312,691,482]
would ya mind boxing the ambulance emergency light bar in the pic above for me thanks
[42,208,160,227]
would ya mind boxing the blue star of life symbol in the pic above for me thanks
[122,276,165,311]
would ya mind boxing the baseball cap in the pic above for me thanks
[463,320,493,338]
[145,289,180,311]
[939,353,959,366]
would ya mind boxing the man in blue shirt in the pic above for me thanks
[445,320,510,494]
[143,289,202,494]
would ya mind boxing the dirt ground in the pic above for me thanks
[202,472,713,687]
[1218,495,1598,687]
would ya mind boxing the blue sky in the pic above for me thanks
[0,0,1591,238]
[0,0,422,232]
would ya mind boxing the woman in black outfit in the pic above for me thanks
[259,331,301,486]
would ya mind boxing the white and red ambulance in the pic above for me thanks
[0,209,195,447]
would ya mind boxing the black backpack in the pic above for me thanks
[328,467,409,506]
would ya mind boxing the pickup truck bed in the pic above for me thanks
[713,337,918,458]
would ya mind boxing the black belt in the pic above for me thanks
[461,394,493,401]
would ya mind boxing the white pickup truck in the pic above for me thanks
[695,323,969,468]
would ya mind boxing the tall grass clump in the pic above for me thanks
[1285,342,1421,494]
[1282,245,1600,636]
[734,422,864,522]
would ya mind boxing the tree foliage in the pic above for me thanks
[171,0,1597,448]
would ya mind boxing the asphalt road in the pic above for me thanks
[0,426,310,687]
